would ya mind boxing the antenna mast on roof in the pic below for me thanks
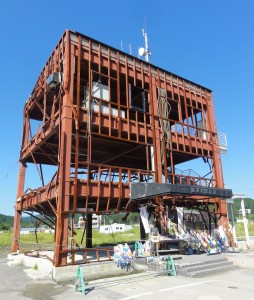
[138,22,151,62]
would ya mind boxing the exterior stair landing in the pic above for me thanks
[173,253,235,277]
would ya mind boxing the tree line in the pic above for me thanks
[1,198,253,231]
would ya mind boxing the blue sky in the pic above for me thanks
[0,0,253,216]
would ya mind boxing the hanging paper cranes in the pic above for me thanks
[186,227,229,255]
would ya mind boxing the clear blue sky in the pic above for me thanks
[1,0,253,216]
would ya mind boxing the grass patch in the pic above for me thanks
[1,222,252,249]
[77,226,140,247]
[0,231,13,246]
[0,226,140,249]
[235,222,254,237]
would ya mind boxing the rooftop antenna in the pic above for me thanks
[138,19,151,62]
[129,44,132,55]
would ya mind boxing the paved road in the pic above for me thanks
[1,255,254,300]
[0,259,68,300]
[0,259,31,300]
[71,268,254,300]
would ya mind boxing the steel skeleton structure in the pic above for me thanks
[12,30,232,266]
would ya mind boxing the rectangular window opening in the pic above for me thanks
[129,84,147,112]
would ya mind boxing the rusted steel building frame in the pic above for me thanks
[13,30,228,266]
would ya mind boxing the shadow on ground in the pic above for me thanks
[23,282,68,300]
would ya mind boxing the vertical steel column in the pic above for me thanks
[150,74,164,233]
[181,80,190,152]
[12,209,22,252]
[86,213,92,248]
[204,92,227,217]
[150,75,162,182]
[116,52,121,139]
[55,113,72,266]
[54,30,73,266]
[205,93,223,187]
[73,36,81,212]
[12,109,29,251]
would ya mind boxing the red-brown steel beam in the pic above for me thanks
[54,30,73,266]
[204,93,227,218]
[21,116,59,161]
[12,109,30,251]
[73,35,82,213]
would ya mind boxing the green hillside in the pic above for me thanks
[0,212,139,231]
[0,213,35,230]
[0,214,13,230]
[231,198,254,221]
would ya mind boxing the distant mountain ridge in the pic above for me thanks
[0,213,33,229]
[0,213,13,226]
[231,197,254,216]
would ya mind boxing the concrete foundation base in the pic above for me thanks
[52,260,132,282]
[7,251,141,282]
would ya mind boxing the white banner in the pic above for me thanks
[176,207,184,234]
[139,206,150,234]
